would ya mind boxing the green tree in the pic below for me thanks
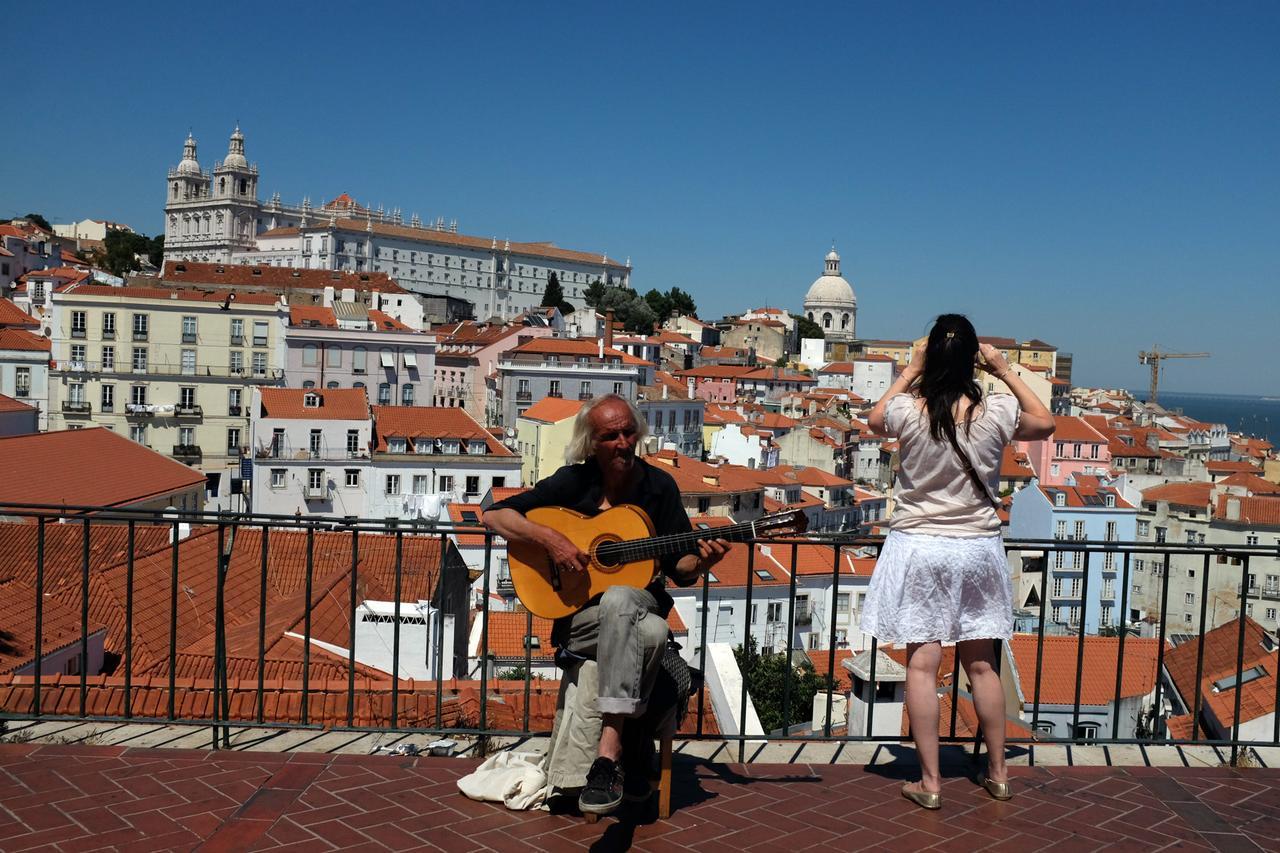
[796,315,823,341]
[147,235,165,269]
[667,287,696,317]
[733,644,834,735]
[103,230,151,277]
[23,213,52,232]
[540,271,574,314]
[643,288,672,322]
[583,278,608,310]
[774,355,789,367]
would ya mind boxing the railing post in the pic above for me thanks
[1230,556,1251,766]
[781,542,798,735]
[1190,552,1213,742]
[168,521,179,721]
[827,543,841,739]
[392,528,403,730]
[124,520,135,719]
[1111,551,1132,738]
[79,517,90,719]
[347,526,359,729]
[33,517,45,719]
[301,525,314,727]
[479,531,492,734]
[1071,545,1092,741]
[1030,552,1050,746]
[1150,551,1174,740]
[523,609,534,734]
[696,565,711,736]
[740,542,756,762]
[256,525,269,724]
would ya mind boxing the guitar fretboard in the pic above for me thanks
[593,516,772,565]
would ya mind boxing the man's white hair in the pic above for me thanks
[565,394,650,465]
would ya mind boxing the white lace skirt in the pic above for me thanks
[861,529,1013,644]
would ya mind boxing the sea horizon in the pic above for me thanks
[1128,389,1279,446]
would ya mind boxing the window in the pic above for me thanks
[1069,606,1080,625]
[613,382,624,395]
[101,384,114,412]
[302,344,319,366]
[102,313,116,337]
[227,428,240,453]
[345,469,360,487]
[549,380,562,398]
[99,345,114,371]
[378,383,392,405]
[415,438,433,454]
[698,497,710,513]
[252,352,267,377]
[346,429,360,456]
[230,350,244,374]
[179,426,194,446]
[439,475,454,493]
[132,347,148,372]
[132,313,148,339]
[1105,521,1117,542]
[271,428,285,457]
[1073,521,1086,540]
[15,367,30,397]
[179,386,195,408]
[228,388,242,414]
[1074,723,1099,744]
[181,349,196,375]
[70,310,87,337]
[252,320,268,346]
[1053,577,1064,597]
[67,382,85,404]
[412,474,429,494]
[580,380,591,398]
[388,438,407,453]
[230,318,244,344]
[326,346,342,368]
[182,316,197,343]
[401,384,414,405]
[129,424,147,445]
[308,469,324,491]
[465,475,480,496]
[1247,534,1259,546]
[352,346,367,373]
[130,385,147,406]
[1138,520,1150,537]
[70,343,86,365]
[385,474,401,495]
[1267,608,1277,621]
[1155,527,1166,543]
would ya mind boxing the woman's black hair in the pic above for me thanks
[915,313,983,443]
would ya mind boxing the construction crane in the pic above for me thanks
[1138,347,1209,404]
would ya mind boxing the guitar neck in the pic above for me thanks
[596,518,763,564]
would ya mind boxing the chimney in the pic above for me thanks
[662,383,668,400]
[604,309,614,351]
[1226,497,1241,521]
[323,285,335,307]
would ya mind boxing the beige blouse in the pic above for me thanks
[883,393,1020,536]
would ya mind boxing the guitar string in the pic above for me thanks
[594,514,797,563]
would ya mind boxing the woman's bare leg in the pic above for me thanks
[905,641,944,793]
[958,639,1007,782]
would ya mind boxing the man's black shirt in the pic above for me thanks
[488,457,698,641]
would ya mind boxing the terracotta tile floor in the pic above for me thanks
[1,742,1278,851]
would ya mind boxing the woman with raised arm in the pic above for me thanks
[864,314,1055,809]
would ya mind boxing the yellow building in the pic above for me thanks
[908,334,1059,377]
[46,283,288,507]
[857,339,915,368]
[514,396,584,485]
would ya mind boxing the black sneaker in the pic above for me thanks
[579,757,625,815]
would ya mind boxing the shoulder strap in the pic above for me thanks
[944,427,1001,509]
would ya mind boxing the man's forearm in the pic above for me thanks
[482,507,549,547]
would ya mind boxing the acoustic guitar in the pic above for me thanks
[507,505,809,619]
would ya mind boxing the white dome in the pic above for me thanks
[825,249,840,262]
[176,133,201,175]
[222,126,249,169]
[805,273,855,306]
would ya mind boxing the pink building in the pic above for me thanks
[1018,416,1111,486]
[674,364,752,403]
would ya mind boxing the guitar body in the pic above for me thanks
[508,505,659,620]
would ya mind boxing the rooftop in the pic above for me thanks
[0,428,206,510]
[162,261,407,294]
[258,388,370,420]
[517,396,585,424]
[372,406,513,455]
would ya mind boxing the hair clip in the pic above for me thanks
[945,331,956,339]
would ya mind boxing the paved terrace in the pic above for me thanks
[2,722,1279,851]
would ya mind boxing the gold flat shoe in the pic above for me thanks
[901,783,941,810]
[978,773,1012,801]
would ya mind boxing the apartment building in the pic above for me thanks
[815,356,896,398]
[1018,415,1111,486]
[249,387,373,516]
[636,372,705,459]
[46,283,287,505]
[367,406,521,520]
[496,337,650,428]
[514,396,583,486]
[0,327,50,430]
[1008,477,1138,634]
[432,319,555,426]
[283,303,436,405]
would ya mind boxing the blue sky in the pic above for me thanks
[3,2,1277,395]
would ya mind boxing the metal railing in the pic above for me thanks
[0,500,1275,764]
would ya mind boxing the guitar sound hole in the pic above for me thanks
[594,539,622,569]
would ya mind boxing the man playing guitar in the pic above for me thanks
[483,394,729,815]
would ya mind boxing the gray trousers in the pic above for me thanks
[562,586,670,716]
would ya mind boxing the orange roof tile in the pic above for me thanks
[0,428,205,510]
[509,337,650,366]
[0,328,50,352]
[1214,494,1280,526]
[446,503,487,546]
[0,521,171,593]
[259,387,369,420]
[288,305,337,328]
[0,394,35,415]
[1164,617,1277,729]
[518,396,585,423]
[1000,446,1036,479]
[483,611,555,660]
[372,406,513,455]
[162,261,407,293]
[0,298,38,328]
[1208,460,1261,474]
[0,578,106,673]
[1051,416,1108,443]
[1008,634,1164,706]
[1142,482,1215,508]
[65,283,280,305]
[1218,473,1280,496]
